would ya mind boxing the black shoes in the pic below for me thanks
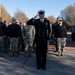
[37,67,41,70]
[0,54,4,57]
[42,67,46,70]
[37,66,46,70]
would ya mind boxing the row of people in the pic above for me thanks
[0,10,67,70]
[0,17,35,57]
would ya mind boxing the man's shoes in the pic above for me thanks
[42,67,46,70]
[14,54,19,57]
[37,66,46,70]
[10,54,18,57]
[37,67,41,70]
[61,52,64,56]
[0,54,4,57]
[58,52,64,56]
[58,52,61,56]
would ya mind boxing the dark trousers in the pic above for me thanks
[36,42,47,68]
[71,33,75,41]
[18,38,25,52]
[4,37,10,52]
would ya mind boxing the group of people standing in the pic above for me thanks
[0,17,35,57]
[0,10,67,70]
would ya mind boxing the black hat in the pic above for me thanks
[57,16,63,20]
[38,10,45,14]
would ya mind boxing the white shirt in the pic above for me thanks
[40,19,44,23]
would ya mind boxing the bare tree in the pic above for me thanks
[14,10,28,23]
[61,5,75,26]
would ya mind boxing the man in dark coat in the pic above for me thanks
[52,17,59,52]
[0,17,6,56]
[28,10,51,70]
[55,17,67,56]
[7,18,22,56]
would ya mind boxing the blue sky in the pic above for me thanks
[1,0,75,19]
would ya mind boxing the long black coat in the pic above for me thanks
[28,18,51,68]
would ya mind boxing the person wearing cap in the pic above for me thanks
[7,18,22,56]
[55,17,67,56]
[0,17,6,57]
[52,17,59,52]
[28,10,51,70]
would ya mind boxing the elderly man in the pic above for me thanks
[7,18,22,56]
[0,17,6,56]
[55,17,67,56]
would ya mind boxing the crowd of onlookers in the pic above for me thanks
[0,17,35,57]
[0,16,75,58]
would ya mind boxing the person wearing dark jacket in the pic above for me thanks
[28,10,51,70]
[0,17,6,57]
[4,22,10,53]
[56,17,67,56]
[52,17,59,52]
[7,18,22,56]
[71,25,75,41]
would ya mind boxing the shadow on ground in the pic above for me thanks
[0,50,75,75]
